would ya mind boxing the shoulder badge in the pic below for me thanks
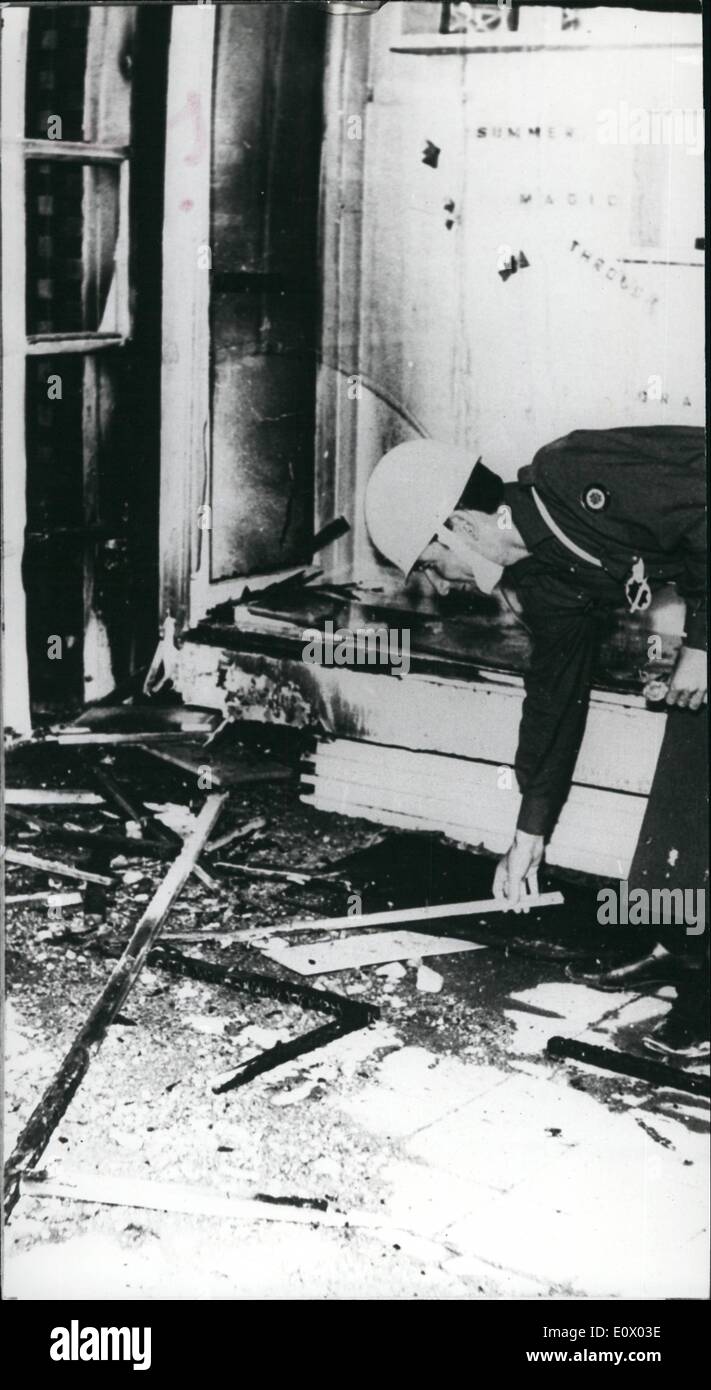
[581,484,609,513]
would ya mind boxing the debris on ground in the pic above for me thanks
[416,965,444,994]
[4,713,708,1298]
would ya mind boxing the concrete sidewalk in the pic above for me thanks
[338,983,709,1298]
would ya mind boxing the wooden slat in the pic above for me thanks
[309,713,663,796]
[5,891,83,907]
[22,139,128,162]
[5,790,104,807]
[305,770,644,862]
[5,848,113,886]
[303,782,643,881]
[305,740,647,833]
[29,731,211,747]
[25,334,124,355]
[303,759,647,866]
[254,890,564,938]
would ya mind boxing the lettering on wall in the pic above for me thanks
[638,390,693,408]
[476,126,576,141]
[520,193,618,207]
[570,240,659,311]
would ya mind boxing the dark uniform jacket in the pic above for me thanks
[503,426,706,839]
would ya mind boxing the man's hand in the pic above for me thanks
[493,830,545,910]
[666,646,707,711]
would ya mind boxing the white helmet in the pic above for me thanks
[364,440,504,592]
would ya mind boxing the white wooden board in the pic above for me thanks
[264,930,487,976]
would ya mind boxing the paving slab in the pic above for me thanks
[445,1170,709,1299]
[337,1047,510,1139]
[377,1157,500,1238]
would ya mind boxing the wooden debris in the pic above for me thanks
[311,515,350,554]
[141,741,292,787]
[4,789,104,807]
[214,861,344,888]
[86,759,147,825]
[73,702,217,733]
[192,863,221,893]
[138,743,216,778]
[5,808,168,858]
[99,928,241,946]
[21,1170,352,1229]
[7,703,216,750]
[3,793,227,1217]
[249,891,565,939]
[25,731,212,747]
[88,759,183,850]
[87,761,218,891]
[4,848,113,886]
[145,946,379,1093]
[5,891,83,907]
[20,1170,448,1255]
[213,1020,352,1093]
[546,1035,710,1098]
[263,929,487,977]
[205,815,267,854]
[157,931,240,945]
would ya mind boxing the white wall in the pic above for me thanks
[335,3,704,580]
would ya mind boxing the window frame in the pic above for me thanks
[23,139,131,352]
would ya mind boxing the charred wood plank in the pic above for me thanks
[21,731,211,747]
[205,816,267,854]
[146,946,379,1095]
[212,1019,356,1094]
[4,847,113,886]
[146,945,379,1023]
[5,808,168,858]
[85,759,147,826]
[546,1035,710,1098]
[214,860,351,890]
[3,794,227,1217]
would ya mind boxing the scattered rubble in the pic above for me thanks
[4,714,709,1297]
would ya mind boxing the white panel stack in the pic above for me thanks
[301,737,646,880]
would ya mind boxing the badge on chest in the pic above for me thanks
[581,484,610,513]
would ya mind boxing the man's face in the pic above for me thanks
[413,539,480,596]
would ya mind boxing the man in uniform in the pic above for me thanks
[365,427,707,1041]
